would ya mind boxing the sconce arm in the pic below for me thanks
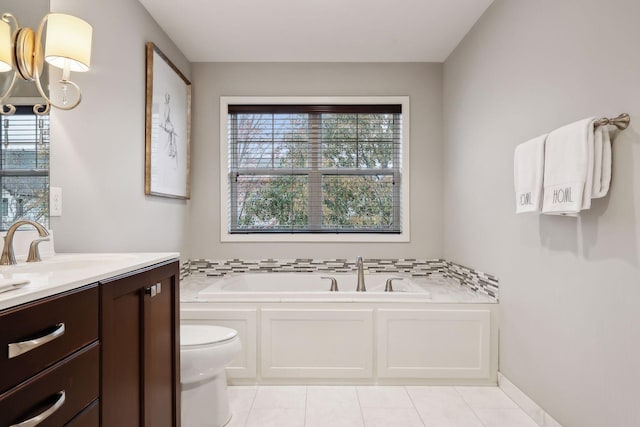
[31,14,82,115]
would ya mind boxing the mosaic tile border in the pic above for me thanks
[180,261,191,280]
[182,258,499,300]
[445,261,499,300]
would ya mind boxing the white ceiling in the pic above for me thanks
[138,0,494,62]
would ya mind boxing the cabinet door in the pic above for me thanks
[143,274,177,427]
[101,261,180,427]
[101,278,142,426]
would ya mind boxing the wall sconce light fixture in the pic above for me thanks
[0,12,92,115]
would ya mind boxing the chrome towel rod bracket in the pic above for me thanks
[594,113,630,130]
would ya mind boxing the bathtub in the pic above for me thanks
[198,273,431,301]
[181,272,498,386]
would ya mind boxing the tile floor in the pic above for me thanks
[226,385,539,427]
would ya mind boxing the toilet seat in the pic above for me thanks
[181,324,238,348]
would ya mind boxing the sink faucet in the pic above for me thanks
[356,256,366,292]
[1,220,50,265]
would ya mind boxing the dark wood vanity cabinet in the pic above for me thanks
[0,285,100,426]
[100,260,180,427]
[0,258,179,427]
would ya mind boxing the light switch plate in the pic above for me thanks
[50,187,62,216]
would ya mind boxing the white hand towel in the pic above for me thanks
[582,120,595,210]
[591,125,612,198]
[542,118,596,215]
[514,135,546,213]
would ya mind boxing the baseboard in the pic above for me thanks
[498,372,563,427]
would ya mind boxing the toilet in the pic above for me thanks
[180,324,242,427]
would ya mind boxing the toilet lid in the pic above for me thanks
[180,324,238,347]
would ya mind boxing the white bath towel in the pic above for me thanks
[591,125,612,198]
[542,118,596,215]
[514,135,546,213]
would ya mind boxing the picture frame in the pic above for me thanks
[145,42,191,199]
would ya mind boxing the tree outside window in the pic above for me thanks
[228,105,402,234]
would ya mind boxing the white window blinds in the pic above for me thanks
[227,104,402,234]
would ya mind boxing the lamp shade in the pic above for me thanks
[0,20,12,72]
[44,13,92,72]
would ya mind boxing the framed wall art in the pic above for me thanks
[145,42,191,199]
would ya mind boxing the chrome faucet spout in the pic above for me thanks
[356,256,366,292]
[1,220,50,265]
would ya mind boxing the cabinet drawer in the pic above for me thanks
[0,343,99,427]
[0,285,99,393]
[66,400,99,427]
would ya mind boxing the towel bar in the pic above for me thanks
[594,113,630,130]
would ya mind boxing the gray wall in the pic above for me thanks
[188,62,443,260]
[48,0,191,257]
[443,1,640,426]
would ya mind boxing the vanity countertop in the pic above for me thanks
[0,252,179,311]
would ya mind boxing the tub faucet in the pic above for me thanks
[385,277,404,292]
[321,276,339,292]
[1,220,50,265]
[356,256,366,292]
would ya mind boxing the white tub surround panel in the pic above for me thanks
[182,302,498,386]
[378,309,491,379]
[261,309,374,379]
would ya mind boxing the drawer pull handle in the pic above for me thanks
[10,390,66,427]
[8,323,66,359]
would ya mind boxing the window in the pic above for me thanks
[0,107,49,231]
[221,97,410,242]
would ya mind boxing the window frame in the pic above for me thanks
[220,96,410,242]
